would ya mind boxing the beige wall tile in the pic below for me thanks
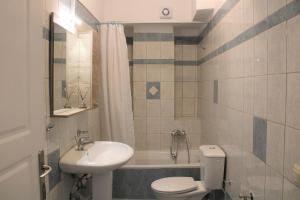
[182,98,196,117]
[147,100,161,117]
[133,82,146,99]
[284,126,300,187]
[134,117,147,133]
[175,45,183,60]
[182,82,197,98]
[161,82,174,99]
[161,100,174,117]
[265,166,284,200]
[175,65,183,81]
[135,133,147,150]
[133,65,146,81]
[254,33,268,76]
[147,134,161,150]
[254,0,268,24]
[133,42,147,59]
[161,64,174,81]
[286,73,300,129]
[147,65,161,81]
[283,178,300,200]
[246,154,266,200]
[243,77,254,114]
[182,45,197,60]
[182,66,197,81]
[175,82,183,98]
[287,15,300,72]
[268,0,286,14]
[268,23,287,74]
[267,121,285,174]
[133,99,146,117]
[160,133,171,150]
[161,42,174,59]
[267,74,286,124]
[147,117,160,134]
[243,39,255,77]
[254,76,268,118]
[242,113,253,153]
[146,42,161,59]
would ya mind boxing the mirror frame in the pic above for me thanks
[49,12,55,117]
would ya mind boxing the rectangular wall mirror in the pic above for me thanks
[49,11,99,117]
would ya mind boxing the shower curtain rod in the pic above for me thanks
[97,21,207,25]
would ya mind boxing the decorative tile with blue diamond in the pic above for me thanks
[146,82,160,99]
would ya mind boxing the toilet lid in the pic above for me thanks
[151,177,198,194]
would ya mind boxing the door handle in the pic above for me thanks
[40,164,52,178]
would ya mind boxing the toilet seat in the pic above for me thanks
[151,177,198,194]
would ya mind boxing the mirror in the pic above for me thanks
[49,12,99,117]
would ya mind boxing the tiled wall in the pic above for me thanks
[42,1,101,199]
[175,41,199,118]
[131,25,201,151]
[197,0,300,199]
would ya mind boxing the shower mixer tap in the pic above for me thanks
[170,129,190,163]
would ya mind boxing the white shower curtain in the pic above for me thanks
[98,24,135,148]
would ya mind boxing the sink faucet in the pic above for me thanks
[75,130,94,151]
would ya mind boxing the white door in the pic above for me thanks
[0,0,45,200]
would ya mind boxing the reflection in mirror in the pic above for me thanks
[50,13,95,117]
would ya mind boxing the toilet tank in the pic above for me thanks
[199,145,225,190]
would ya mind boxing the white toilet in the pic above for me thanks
[151,145,226,200]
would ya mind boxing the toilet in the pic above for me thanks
[151,145,225,200]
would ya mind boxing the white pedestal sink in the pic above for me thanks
[59,141,134,200]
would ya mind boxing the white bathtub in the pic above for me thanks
[123,150,200,169]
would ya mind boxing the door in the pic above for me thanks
[0,0,44,200]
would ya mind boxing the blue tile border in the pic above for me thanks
[47,149,61,191]
[126,37,133,45]
[43,27,49,40]
[54,33,66,41]
[253,116,267,162]
[134,33,174,41]
[213,80,218,104]
[133,59,174,65]
[146,82,160,99]
[199,0,300,65]
[175,60,198,66]
[175,36,200,45]
[54,58,66,64]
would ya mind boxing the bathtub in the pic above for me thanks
[113,150,201,199]
[123,150,200,168]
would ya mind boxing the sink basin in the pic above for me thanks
[60,141,134,174]
[59,141,134,200]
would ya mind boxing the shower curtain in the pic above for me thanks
[98,24,135,148]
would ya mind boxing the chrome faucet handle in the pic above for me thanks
[239,193,254,200]
[171,129,177,136]
[77,129,89,137]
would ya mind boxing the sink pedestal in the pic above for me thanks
[93,172,113,200]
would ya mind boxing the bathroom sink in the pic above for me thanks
[59,141,134,174]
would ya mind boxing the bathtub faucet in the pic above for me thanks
[170,130,190,163]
